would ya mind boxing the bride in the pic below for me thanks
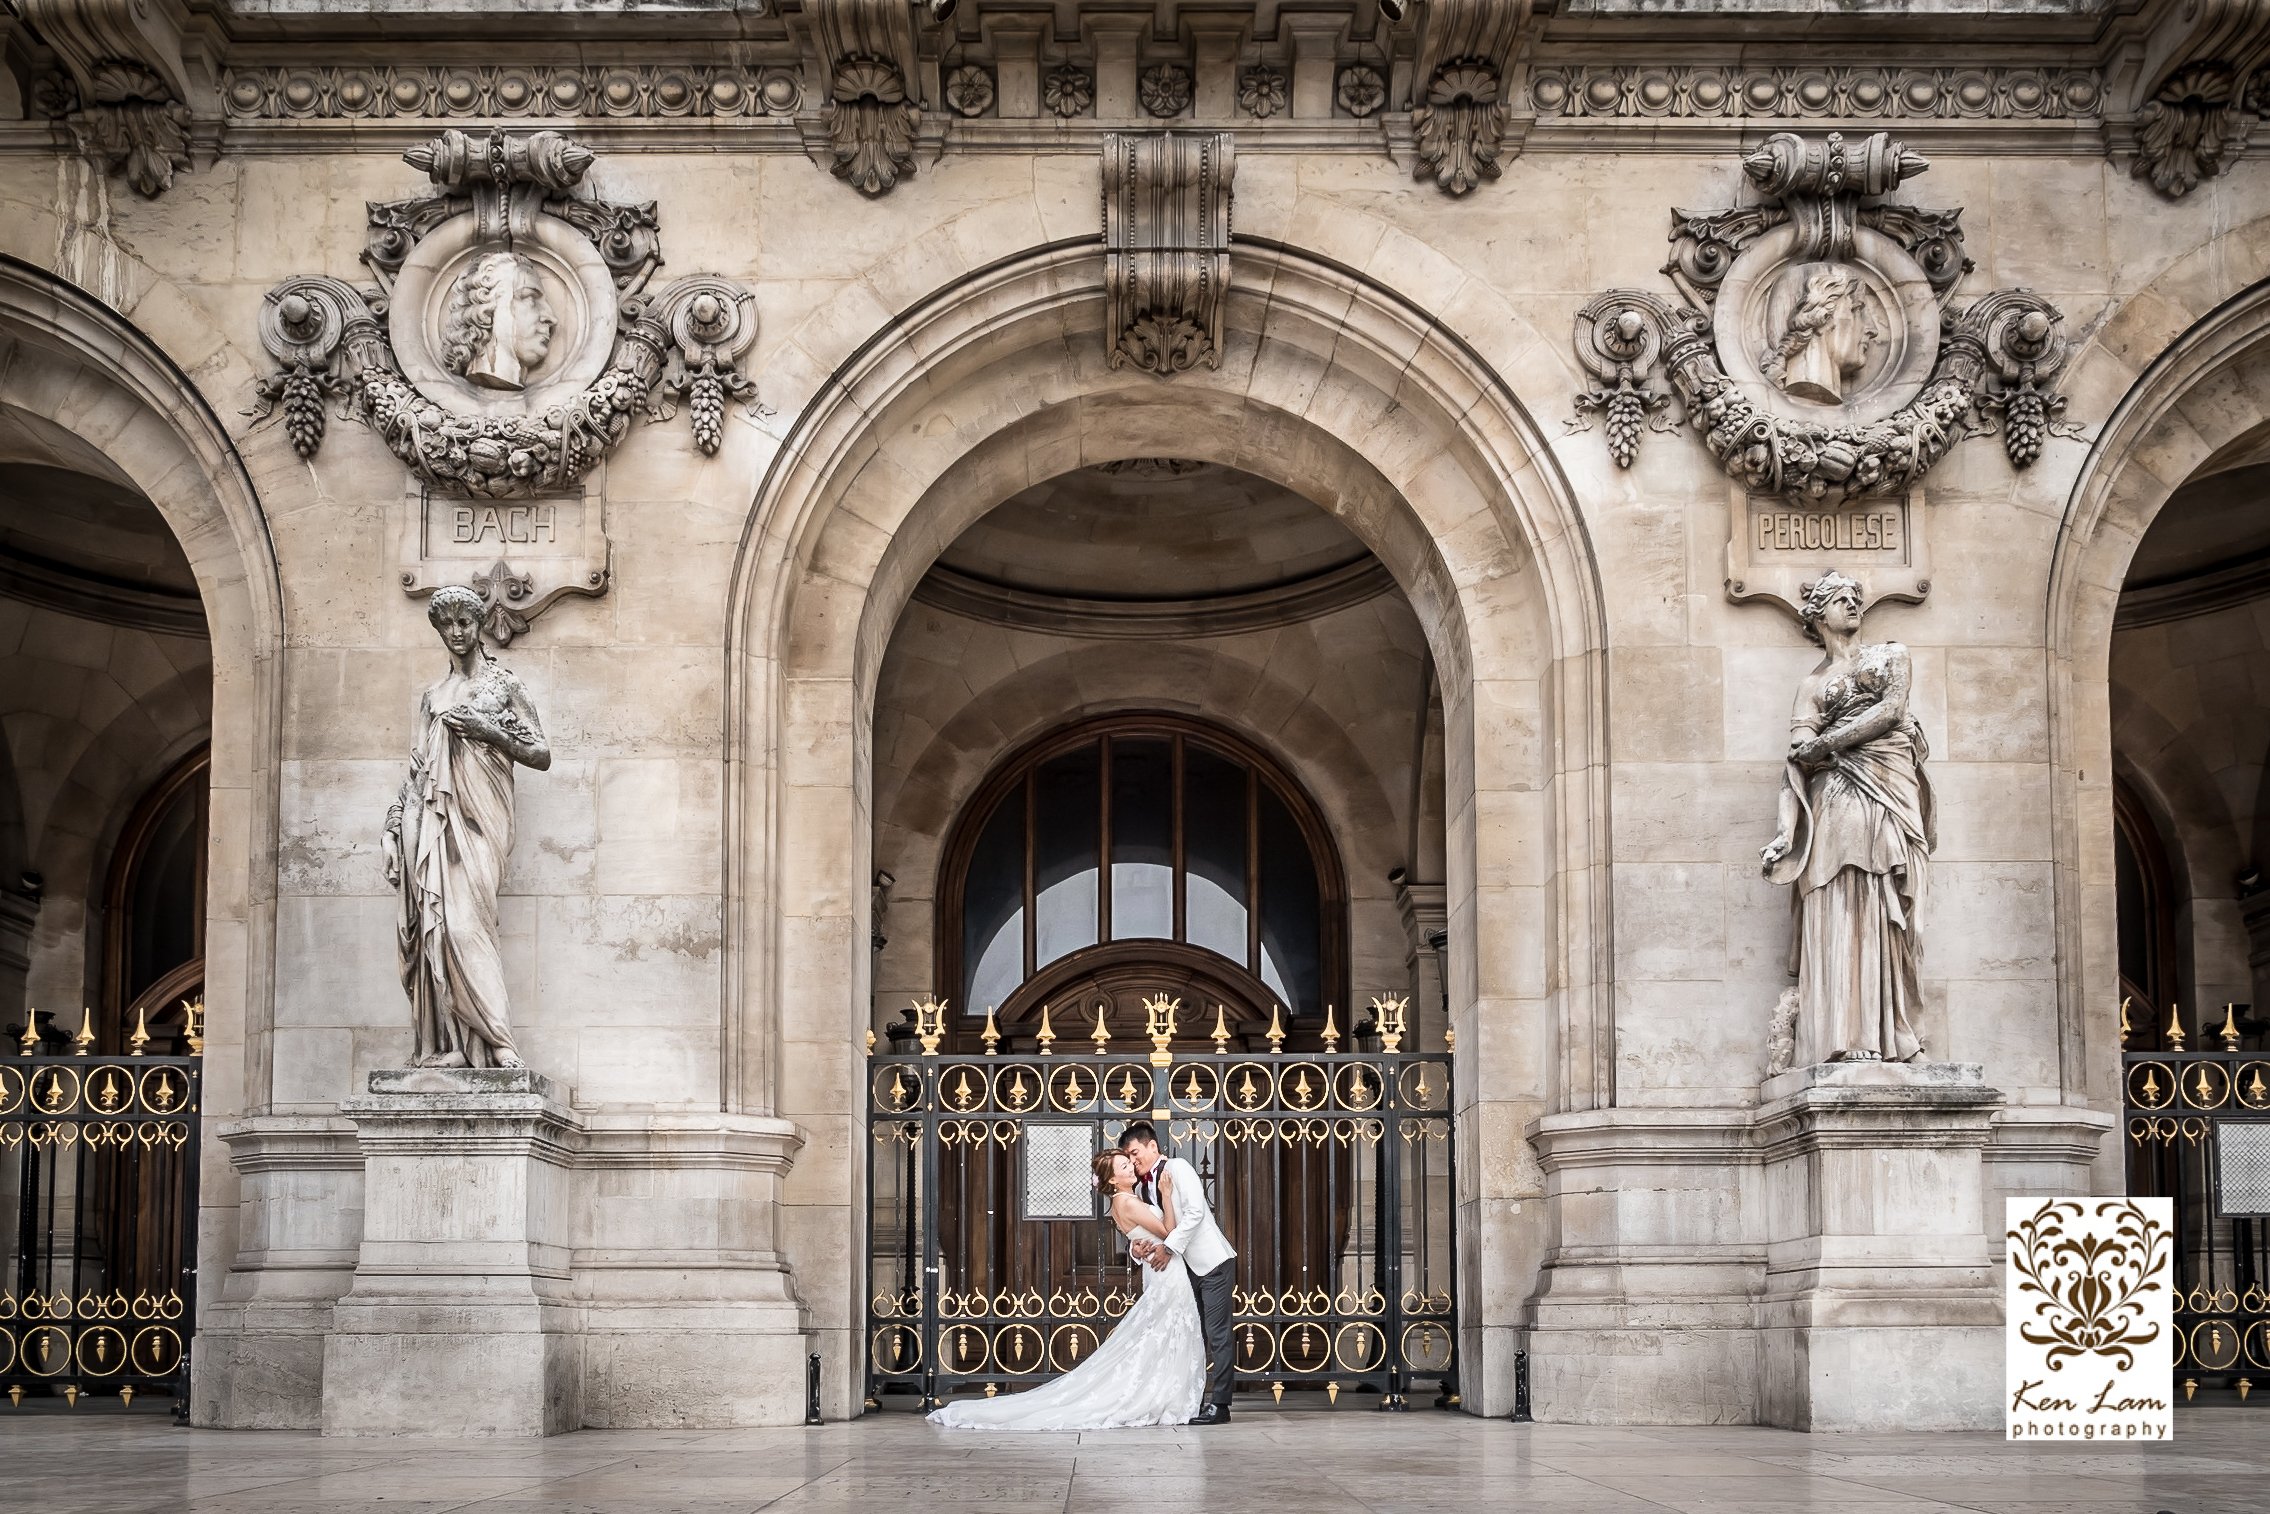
[929,1149,1204,1430]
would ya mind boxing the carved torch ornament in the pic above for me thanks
[1570,131,2081,503]
[249,128,760,498]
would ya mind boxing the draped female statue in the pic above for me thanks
[1760,572,1935,1067]
[384,586,551,1068]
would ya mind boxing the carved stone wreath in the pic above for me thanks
[1570,131,2083,503]
[249,128,760,500]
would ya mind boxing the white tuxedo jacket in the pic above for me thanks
[1146,1154,1236,1277]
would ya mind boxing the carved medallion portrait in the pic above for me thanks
[441,252,557,391]
[390,214,619,419]
[1712,223,1941,428]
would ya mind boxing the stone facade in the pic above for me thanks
[1,0,2267,1434]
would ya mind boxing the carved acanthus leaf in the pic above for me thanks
[805,0,945,196]
[1102,132,1235,378]
[2125,0,2270,198]
[18,0,202,195]
[1401,0,1533,196]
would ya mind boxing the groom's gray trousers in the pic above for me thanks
[1188,1261,1236,1406]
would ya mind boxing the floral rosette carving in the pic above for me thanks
[248,129,761,498]
[2009,1199,2171,1373]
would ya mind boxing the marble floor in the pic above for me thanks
[3,1403,2260,1514]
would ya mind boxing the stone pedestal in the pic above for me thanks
[1756,1061,2003,1432]
[322,1068,583,1437]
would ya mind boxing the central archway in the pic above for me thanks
[726,238,1611,1417]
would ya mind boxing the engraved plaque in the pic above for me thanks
[1725,483,1929,619]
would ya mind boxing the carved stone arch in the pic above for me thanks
[0,255,285,1410]
[2049,248,2270,1124]
[726,235,1611,1418]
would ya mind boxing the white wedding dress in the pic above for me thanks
[928,1199,1206,1431]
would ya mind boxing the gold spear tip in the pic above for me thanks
[1265,1003,1285,1053]
[72,1006,95,1055]
[128,1004,151,1056]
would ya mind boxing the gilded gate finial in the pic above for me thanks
[912,996,948,1055]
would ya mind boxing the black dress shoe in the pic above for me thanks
[1187,1404,1232,1425]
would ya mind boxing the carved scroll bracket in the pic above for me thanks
[1102,132,1235,377]
[1398,0,1534,196]
[1570,131,2084,505]
[2124,0,2270,198]
[19,0,208,196]
[805,0,953,196]
[249,129,761,499]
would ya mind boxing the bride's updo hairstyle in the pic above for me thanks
[1092,1149,1124,1192]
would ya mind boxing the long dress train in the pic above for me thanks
[928,1201,1205,1431]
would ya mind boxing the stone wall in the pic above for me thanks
[1,0,2267,1434]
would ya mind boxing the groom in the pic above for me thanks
[1120,1121,1238,1424]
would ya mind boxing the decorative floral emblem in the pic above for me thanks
[2010,1200,2171,1374]
[1139,64,1193,119]
[1239,66,1288,119]
[944,64,996,119]
[1044,65,1094,118]
[248,128,761,499]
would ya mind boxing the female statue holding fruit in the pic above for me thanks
[384,586,551,1069]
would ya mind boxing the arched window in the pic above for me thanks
[938,714,1345,1048]
[101,746,206,1054]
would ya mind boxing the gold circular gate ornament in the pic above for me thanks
[129,1326,184,1378]
[993,1323,1044,1374]
[1401,1321,1455,1373]
[23,1324,70,1376]
[946,1323,990,1373]
[1332,1323,1386,1372]
[1045,1063,1101,1112]
[0,1064,24,1116]
[1224,1062,1275,1112]
[76,1325,128,1377]
[870,1323,922,1373]
[1168,1063,1220,1111]
[1233,1320,1276,1372]
[1048,1323,1101,1371]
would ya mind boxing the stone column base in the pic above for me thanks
[322,1068,583,1437]
[1756,1061,2004,1431]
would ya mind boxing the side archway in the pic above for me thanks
[0,255,286,1411]
[2049,271,2270,1143]
[726,239,1611,1416]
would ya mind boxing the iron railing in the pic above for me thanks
[2,1042,201,1414]
[2122,1006,2270,1404]
[865,1004,1457,1411]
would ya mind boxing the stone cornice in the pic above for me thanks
[910,555,1395,639]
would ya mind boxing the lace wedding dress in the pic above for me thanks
[928,1200,1206,1431]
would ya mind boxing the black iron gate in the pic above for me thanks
[2121,1001,2270,1403]
[2,1025,201,1413]
[866,997,1457,1410]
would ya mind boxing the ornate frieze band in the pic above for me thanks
[222,65,805,121]
[1570,131,2081,506]
[1528,66,2103,121]
[249,127,761,500]
[1103,132,1235,376]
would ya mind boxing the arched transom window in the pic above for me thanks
[939,714,1346,1034]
